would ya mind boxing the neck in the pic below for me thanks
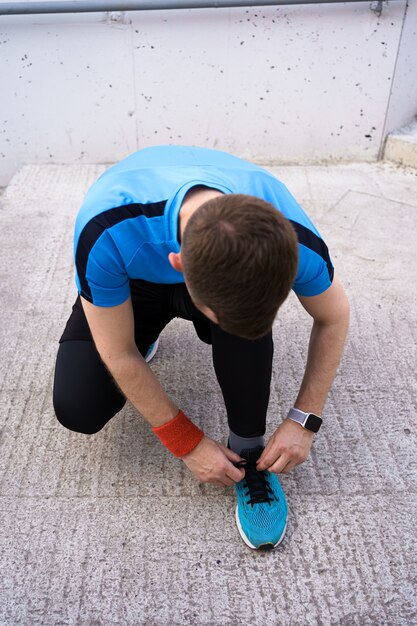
[178,186,223,241]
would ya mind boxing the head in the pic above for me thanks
[180,193,298,340]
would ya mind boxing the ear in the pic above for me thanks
[168,251,183,273]
[200,305,219,325]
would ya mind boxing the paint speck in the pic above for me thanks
[404,428,411,435]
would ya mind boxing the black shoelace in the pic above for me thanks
[243,459,275,506]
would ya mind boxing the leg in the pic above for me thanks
[211,324,273,438]
[53,340,126,435]
[169,283,273,438]
[167,284,285,550]
[211,326,288,551]
[53,297,128,434]
[53,287,174,434]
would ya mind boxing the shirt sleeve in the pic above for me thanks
[254,174,334,297]
[292,243,334,297]
[75,229,130,307]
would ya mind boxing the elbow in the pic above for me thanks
[103,348,141,372]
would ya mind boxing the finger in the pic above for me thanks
[232,460,248,468]
[280,460,298,474]
[267,454,290,475]
[225,470,244,485]
[225,462,245,483]
[221,445,245,464]
[256,447,278,471]
[256,450,280,472]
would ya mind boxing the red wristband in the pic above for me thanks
[152,410,204,458]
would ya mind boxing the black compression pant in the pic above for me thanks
[53,280,273,438]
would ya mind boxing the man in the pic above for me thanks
[53,145,349,550]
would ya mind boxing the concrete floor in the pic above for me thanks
[0,161,416,626]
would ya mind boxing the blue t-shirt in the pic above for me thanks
[74,145,333,306]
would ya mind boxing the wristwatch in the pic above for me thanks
[287,407,323,433]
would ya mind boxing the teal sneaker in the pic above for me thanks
[235,446,288,550]
[145,338,159,363]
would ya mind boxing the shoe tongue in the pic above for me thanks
[240,446,264,464]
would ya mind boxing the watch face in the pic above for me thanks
[305,414,322,433]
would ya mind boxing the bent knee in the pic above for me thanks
[53,339,126,435]
[53,392,111,435]
[54,405,104,435]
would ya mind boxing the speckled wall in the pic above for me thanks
[0,2,413,185]
[383,0,417,140]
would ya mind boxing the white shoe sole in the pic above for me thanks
[145,338,159,363]
[235,505,287,550]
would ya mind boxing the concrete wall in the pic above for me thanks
[0,1,414,185]
[383,0,417,140]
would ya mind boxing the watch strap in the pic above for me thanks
[287,407,322,433]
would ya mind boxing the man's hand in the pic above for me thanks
[256,419,314,474]
[181,436,246,486]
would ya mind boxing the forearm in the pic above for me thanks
[105,351,178,427]
[257,279,350,474]
[295,315,349,415]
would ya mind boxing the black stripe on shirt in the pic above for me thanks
[76,200,167,302]
[289,220,334,284]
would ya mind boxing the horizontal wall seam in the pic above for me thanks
[0,0,400,17]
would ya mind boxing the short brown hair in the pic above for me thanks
[182,194,298,340]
